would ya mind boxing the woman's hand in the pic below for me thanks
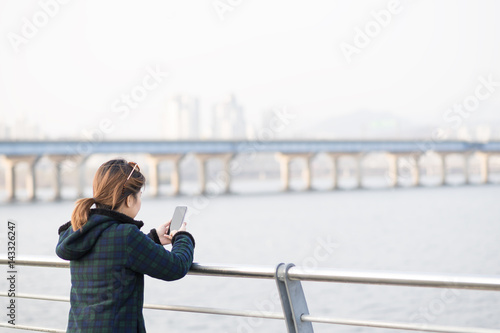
[156,220,187,246]
[156,220,172,245]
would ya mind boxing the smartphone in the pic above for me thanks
[168,206,187,235]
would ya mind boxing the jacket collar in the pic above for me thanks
[90,208,144,229]
[58,208,144,235]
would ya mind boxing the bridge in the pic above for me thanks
[1,139,499,201]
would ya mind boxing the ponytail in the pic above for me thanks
[71,197,96,231]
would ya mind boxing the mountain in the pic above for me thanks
[305,110,429,140]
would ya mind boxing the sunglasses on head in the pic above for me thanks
[122,162,140,195]
[126,162,140,180]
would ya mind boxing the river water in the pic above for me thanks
[1,183,499,332]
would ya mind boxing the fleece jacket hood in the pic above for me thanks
[56,208,144,260]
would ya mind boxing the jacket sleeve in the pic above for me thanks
[125,226,195,281]
[147,228,161,244]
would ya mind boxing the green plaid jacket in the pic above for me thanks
[56,209,195,332]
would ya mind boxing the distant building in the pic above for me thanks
[211,94,247,139]
[164,95,200,140]
[457,126,472,141]
[0,116,43,140]
[475,125,491,142]
[0,117,8,139]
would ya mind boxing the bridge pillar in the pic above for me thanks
[332,153,363,189]
[302,155,314,191]
[148,156,160,197]
[438,153,451,186]
[2,158,16,201]
[195,153,233,195]
[26,156,41,201]
[357,154,365,188]
[171,157,182,196]
[327,154,340,190]
[147,154,184,196]
[76,155,91,198]
[388,154,399,187]
[196,155,209,195]
[48,155,69,201]
[477,152,490,184]
[1,155,40,201]
[412,155,421,187]
[463,153,472,185]
[392,153,422,187]
[276,153,314,191]
[277,153,292,192]
[220,153,234,194]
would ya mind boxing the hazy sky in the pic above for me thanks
[0,0,499,139]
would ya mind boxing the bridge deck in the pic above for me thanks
[1,140,500,156]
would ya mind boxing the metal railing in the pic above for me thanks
[1,257,500,333]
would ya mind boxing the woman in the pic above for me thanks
[56,159,195,332]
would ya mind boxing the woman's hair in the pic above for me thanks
[71,159,146,231]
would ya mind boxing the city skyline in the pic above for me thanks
[0,1,499,140]
[1,103,499,141]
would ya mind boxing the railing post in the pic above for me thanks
[275,263,314,333]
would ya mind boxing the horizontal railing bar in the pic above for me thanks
[1,257,69,269]
[0,293,69,303]
[301,315,500,333]
[3,257,500,291]
[3,292,499,333]
[0,258,278,278]
[288,267,500,291]
[0,292,284,320]
[0,323,65,333]
[144,303,284,320]
[189,262,275,279]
